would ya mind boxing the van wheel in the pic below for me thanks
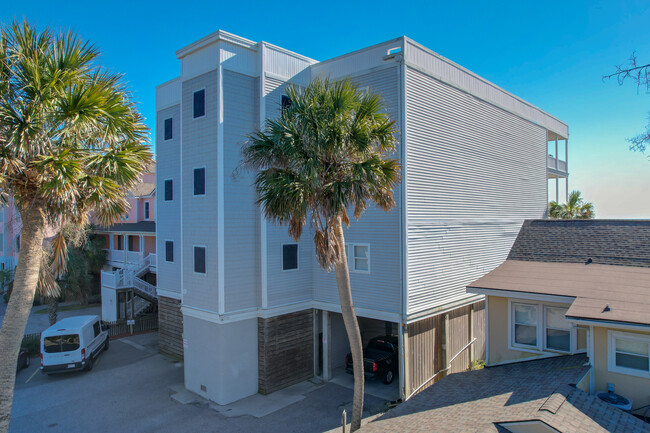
[383,369,394,384]
[85,358,94,371]
[104,338,109,351]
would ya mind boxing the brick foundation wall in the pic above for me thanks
[158,295,183,359]
[258,309,313,394]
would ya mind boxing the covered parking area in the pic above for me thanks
[314,310,400,401]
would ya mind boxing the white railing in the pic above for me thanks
[101,270,117,289]
[133,277,156,298]
[149,253,157,268]
[111,250,125,263]
[126,251,144,265]
[547,155,567,173]
[100,253,157,298]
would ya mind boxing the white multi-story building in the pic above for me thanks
[155,30,569,404]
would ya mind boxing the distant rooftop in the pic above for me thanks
[98,221,156,233]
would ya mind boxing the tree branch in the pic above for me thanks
[603,52,650,94]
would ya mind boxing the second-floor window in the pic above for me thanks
[165,241,174,263]
[164,180,173,201]
[282,244,298,271]
[164,118,173,140]
[281,95,292,112]
[194,168,205,196]
[144,202,150,220]
[349,244,370,273]
[193,89,205,118]
[194,246,206,274]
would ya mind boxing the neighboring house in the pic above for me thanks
[467,219,650,419]
[0,197,20,272]
[155,30,569,405]
[97,168,158,322]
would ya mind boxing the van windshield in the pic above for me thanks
[43,334,80,353]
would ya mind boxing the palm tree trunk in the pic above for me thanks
[0,203,46,433]
[332,217,364,432]
[47,297,58,326]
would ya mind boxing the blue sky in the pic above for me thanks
[3,0,650,217]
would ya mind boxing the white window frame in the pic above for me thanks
[192,88,206,119]
[608,330,650,379]
[281,243,299,272]
[144,202,150,220]
[164,240,174,263]
[193,245,207,275]
[163,178,174,202]
[508,299,579,355]
[543,306,571,353]
[193,166,206,197]
[163,117,173,141]
[348,243,370,274]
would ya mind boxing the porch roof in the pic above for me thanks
[97,221,156,234]
[467,260,650,327]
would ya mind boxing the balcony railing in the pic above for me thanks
[547,155,567,173]
[126,251,144,265]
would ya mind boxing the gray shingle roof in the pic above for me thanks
[98,221,156,233]
[507,220,650,268]
[361,355,650,433]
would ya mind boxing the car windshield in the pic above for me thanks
[43,334,80,353]
[368,340,394,352]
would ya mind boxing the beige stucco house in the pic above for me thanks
[467,219,650,419]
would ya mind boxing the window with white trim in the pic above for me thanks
[513,302,538,347]
[193,89,205,118]
[194,246,206,274]
[348,244,370,273]
[282,244,298,271]
[144,202,150,220]
[164,118,173,140]
[164,179,173,201]
[609,331,650,378]
[545,307,571,352]
[194,168,205,196]
[165,241,174,263]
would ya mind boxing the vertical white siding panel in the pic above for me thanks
[405,67,547,314]
[223,70,259,311]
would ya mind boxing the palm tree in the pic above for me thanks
[0,21,152,431]
[243,78,399,431]
[549,190,595,219]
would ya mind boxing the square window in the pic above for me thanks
[165,241,174,262]
[194,246,206,274]
[164,118,173,140]
[164,179,173,201]
[349,244,370,272]
[193,89,205,118]
[615,337,649,372]
[282,244,298,271]
[513,303,537,347]
[144,202,150,220]
[194,168,205,196]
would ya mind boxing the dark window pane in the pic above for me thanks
[164,118,173,140]
[616,353,649,371]
[281,95,292,111]
[282,244,298,270]
[194,247,206,274]
[165,241,174,262]
[43,336,62,353]
[193,89,205,118]
[514,324,537,346]
[164,180,173,201]
[194,168,205,195]
[546,329,570,352]
[60,334,80,352]
[144,202,150,219]
[93,322,100,338]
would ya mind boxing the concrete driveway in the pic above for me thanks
[11,332,391,433]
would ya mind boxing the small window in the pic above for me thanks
[144,202,150,220]
[281,95,292,111]
[350,244,370,272]
[165,241,174,263]
[93,322,101,338]
[194,246,206,274]
[610,331,650,377]
[513,303,537,347]
[164,118,173,140]
[193,89,205,118]
[164,180,173,201]
[545,307,570,352]
[282,244,298,271]
[194,168,205,196]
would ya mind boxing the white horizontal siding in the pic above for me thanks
[405,39,568,138]
[221,43,257,77]
[264,44,313,83]
[312,39,404,81]
[156,78,180,110]
[223,70,259,312]
[405,67,548,314]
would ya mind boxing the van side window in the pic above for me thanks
[93,322,101,338]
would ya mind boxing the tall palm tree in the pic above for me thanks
[549,190,595,219]
[243,78,399,431]
[0,21,152,431]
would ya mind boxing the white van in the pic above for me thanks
[40,315,109,374]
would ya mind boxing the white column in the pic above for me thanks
[109,234,114,250]
[139,235,144,256]
[556,178,559,203]
[322,311,331,381]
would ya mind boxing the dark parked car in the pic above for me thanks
[17,347,30,372]
[345,335,398,384]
